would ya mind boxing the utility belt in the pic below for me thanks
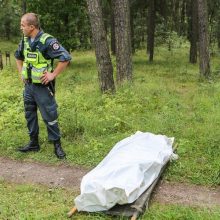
[25,79,44,85]
[25,78,56,95]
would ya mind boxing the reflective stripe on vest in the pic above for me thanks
[22,33,53,83]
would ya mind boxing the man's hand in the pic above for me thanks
[40,71,55,85]
[40,61,69,85]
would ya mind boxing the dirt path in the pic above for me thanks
[0,157,219,208]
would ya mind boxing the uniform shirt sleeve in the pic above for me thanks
[14,40,24,61]
[44,38,71,61]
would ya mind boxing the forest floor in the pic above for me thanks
[0,157,219,208]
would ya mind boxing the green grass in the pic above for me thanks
[143,203,220,220]
[0,40,220,186]
[0,181,219,220]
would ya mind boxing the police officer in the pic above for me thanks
[15,13,71,159]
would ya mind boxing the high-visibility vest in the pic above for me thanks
[22,33,53,83]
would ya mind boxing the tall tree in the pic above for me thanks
[0,0,20,39]
[86,0,115,93]
[22,0,26,14]
[113,0,132,83]
[130,0,148,52]
[172,0,180,34]
[110,0,116,55]
[188,0,198,63]
[147,0,156,62]
[217,9,220,48]
[180,0,187,36]
[130,5,135,53]
[197,0,211,78]
[207,0,220,52]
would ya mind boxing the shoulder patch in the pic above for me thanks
[50,40,60,51]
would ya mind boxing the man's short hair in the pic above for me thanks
[22,13,40,29]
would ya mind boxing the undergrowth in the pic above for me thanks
[0,42,220,186]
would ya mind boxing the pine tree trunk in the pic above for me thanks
[0,52,3,70]
[22,0,26,14]
[197,0,211,78]
[113,0,132,83]
[180,0,186,36]
[189,0,198,63]
[173,0,180,34]
[86,0,115,93]
[110,0,116,55]
[147,0,156,62]
[217,12,220,49]
[130,7,135,54]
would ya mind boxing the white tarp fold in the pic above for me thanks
[75,131,174,212]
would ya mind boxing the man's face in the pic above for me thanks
[20,17,34,37]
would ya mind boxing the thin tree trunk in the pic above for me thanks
[113,0,132,83]
[189,0,198,63]
[0,52,3,70]
[110,0,116,55]
[180,0,186,36]
[86,0,115,93]
[22,0,26,14]
[197,0,211,78]
[173,0,180,34]
[130,7,135,54]
[217,12,220,48]
[147,0,156,62]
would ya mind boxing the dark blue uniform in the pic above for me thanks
[15,30,71,142]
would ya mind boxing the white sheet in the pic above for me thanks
[75,131,174,211]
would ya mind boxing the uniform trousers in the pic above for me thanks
[23,83,61,141]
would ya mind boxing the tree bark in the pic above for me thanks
[217,10,220,48]
[0,52,3,70]
[22,0,27,15]
[130,7,135,54]
[197,0,211,78]
[113,0,132,83]
[180,0,187,36]
[173,0,180,34]
[110,0,116,55]
[147,0,156,62]
[86,0,115,93]
[188,0,198,63]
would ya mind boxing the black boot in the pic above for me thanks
[54,140,66,159]
[17,136,40,152]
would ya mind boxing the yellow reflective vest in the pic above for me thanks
[22,33,53,83]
